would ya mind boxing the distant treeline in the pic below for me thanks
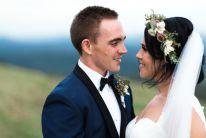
[0,36,205,97]
[0,37,140,77]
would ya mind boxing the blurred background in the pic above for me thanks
[0,0,206,137]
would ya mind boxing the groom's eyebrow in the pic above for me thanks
[109,36,126,43]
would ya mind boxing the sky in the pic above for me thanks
[0,0,205,40]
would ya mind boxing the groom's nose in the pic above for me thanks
[118,44,127,54]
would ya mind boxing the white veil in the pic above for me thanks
[159,31,204,138]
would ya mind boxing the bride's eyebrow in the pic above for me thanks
[140,43,148,51]
[141,43,146,48]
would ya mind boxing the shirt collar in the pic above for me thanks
[78,59,109,90]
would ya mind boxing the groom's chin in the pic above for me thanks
[110,66,120,73]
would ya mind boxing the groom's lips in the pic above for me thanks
[114,57,122,62]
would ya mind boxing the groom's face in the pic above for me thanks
[90,19,127,75]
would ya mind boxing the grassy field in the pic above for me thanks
[0,64,62,138]
[0,63,205,138]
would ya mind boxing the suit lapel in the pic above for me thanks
[110,81,128,138]
[73,65,119,138]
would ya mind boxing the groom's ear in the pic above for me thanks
[81,39,93,55]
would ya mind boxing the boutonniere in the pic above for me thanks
[114,75,130,96]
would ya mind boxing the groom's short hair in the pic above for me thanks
[70,6,118,55]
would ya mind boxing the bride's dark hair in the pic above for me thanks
[144,17,205,86]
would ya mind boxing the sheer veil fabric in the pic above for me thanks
[159,31,204,138]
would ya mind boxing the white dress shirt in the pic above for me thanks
[78,59,121,135]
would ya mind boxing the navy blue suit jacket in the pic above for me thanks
[42,65,135,138]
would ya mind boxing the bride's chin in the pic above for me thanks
[139,73,145,79]
[139,72,150,79]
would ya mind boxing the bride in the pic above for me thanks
[126,13,206,138]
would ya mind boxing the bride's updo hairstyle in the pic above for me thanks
[144,16,205,85]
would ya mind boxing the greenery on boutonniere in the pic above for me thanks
[114,75,130,96]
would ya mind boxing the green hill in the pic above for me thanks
[0,63,205,138]
[0,63,62,138]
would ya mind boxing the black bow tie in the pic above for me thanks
[99,74,114,91]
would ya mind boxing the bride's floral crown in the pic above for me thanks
[145,11,181,63]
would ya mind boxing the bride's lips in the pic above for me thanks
[139,62,145,69]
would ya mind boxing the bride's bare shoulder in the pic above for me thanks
[137,95,165,122]
[191,109,206,138]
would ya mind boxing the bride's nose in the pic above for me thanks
[136,49,142,60]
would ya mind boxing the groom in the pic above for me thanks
[42,6,135,138]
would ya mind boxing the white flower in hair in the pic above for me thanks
[148,28,157,36]
[156,21,165,34]
[145,11,181,64]
[164,40,174,56]
[145,19,151,24]
[164,40,173,48]
[164,44,175,56]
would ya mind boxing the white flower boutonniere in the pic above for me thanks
[114,75,130,96]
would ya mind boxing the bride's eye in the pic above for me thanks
[141,44,147,51]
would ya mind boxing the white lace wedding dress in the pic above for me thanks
[126,96,206,138]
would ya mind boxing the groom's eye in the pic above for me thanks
[111,41,118,46]
[109,37,125,47]
[109,40,120,46]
